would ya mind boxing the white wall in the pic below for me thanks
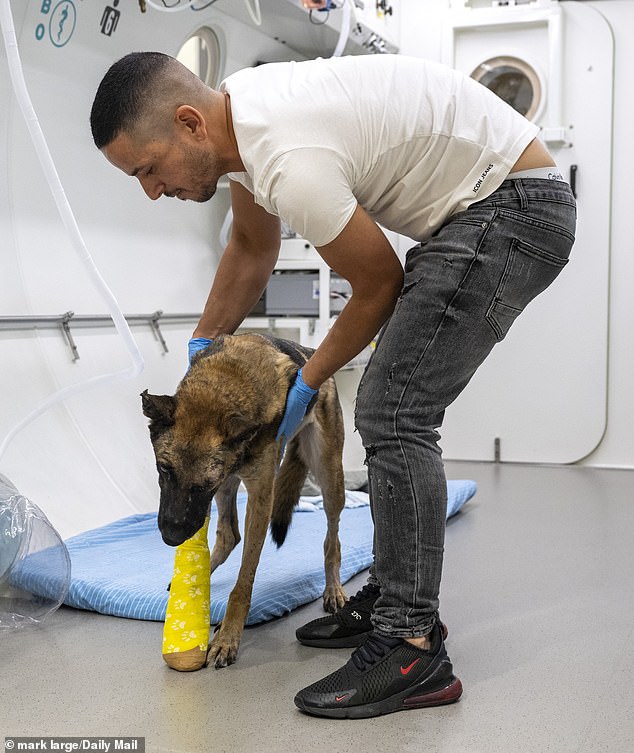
[398,0,634,469]
[1,0,631,547]
[580,0,634,468]
[0,1,306,537]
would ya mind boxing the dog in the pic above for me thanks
[141,333,348,668]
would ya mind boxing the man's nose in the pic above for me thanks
[138,174,164,201]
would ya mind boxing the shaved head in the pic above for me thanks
[90,51,209,149]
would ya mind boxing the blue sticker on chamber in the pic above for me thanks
[48,0,76,48]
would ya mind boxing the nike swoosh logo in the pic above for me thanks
[335,694,349,702]
[400,658,421,676]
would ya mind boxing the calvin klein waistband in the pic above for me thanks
[507,166,566,182]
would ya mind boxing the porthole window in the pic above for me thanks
[471,56,543,121]
[177,27,224,87]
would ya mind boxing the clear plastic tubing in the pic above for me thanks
[145,0,262,26]
[0,0,144,461]
[145,0,198,12]
[332,0,352,58]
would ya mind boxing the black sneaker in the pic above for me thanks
[296,583,449,649]
[295,583,380,648]
[294,623,462,719]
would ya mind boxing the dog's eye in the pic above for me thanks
[157,463,174,479]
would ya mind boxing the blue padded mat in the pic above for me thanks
[14,481,476,625]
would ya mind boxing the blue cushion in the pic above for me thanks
[15,481,477,625]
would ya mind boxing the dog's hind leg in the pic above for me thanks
[270,438,308,547]
[210,475,241,574]
[299,421,348,613]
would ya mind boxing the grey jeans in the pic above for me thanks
[355,178,577,637]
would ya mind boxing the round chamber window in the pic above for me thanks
[471,56,543,121]
[177,27,224,87]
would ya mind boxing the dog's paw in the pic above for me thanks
[323,584,347,613]
[209,628,241,669]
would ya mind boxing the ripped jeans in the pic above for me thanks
[355,178,577,637]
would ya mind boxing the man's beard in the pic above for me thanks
[192,183,217,202]
[186,146,221,202]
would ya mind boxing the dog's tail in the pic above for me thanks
[270,452,308,548]
[269,505,294,549]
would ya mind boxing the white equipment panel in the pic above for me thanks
[439,0,612,463]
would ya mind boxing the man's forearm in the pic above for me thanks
[193,240,279,339]
[301,280,401,389]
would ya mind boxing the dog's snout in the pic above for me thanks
[161,528,187,547]
[158,503,191,546]
[158,489,209,547]
[159,513,201,546]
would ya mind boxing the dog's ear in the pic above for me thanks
[141,390,176,436]
[227,412,257,438]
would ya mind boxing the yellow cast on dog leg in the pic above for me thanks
[162,517,211,672]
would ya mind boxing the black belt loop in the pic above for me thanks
[513,178,529,210]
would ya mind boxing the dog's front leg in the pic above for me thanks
[209,460,275,669]
[210,475,241,574]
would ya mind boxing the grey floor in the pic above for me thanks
[2,461,633,753]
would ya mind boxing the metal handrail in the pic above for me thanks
[0,311,201,361]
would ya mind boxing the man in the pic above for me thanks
[91,52,576,719]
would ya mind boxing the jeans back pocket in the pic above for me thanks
[486,237,570,341]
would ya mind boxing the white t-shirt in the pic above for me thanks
[221,55,539,247]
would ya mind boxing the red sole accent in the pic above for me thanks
[403,677,463,708]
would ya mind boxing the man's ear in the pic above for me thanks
[141,390,176,438]
[174,104,207,140]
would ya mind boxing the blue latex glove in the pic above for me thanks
[276,368,318,456]
[188,337,213,366]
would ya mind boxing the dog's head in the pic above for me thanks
[141,335,297,546]
[141,389,265,546]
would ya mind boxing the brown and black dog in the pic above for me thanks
[141,333,347,668]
